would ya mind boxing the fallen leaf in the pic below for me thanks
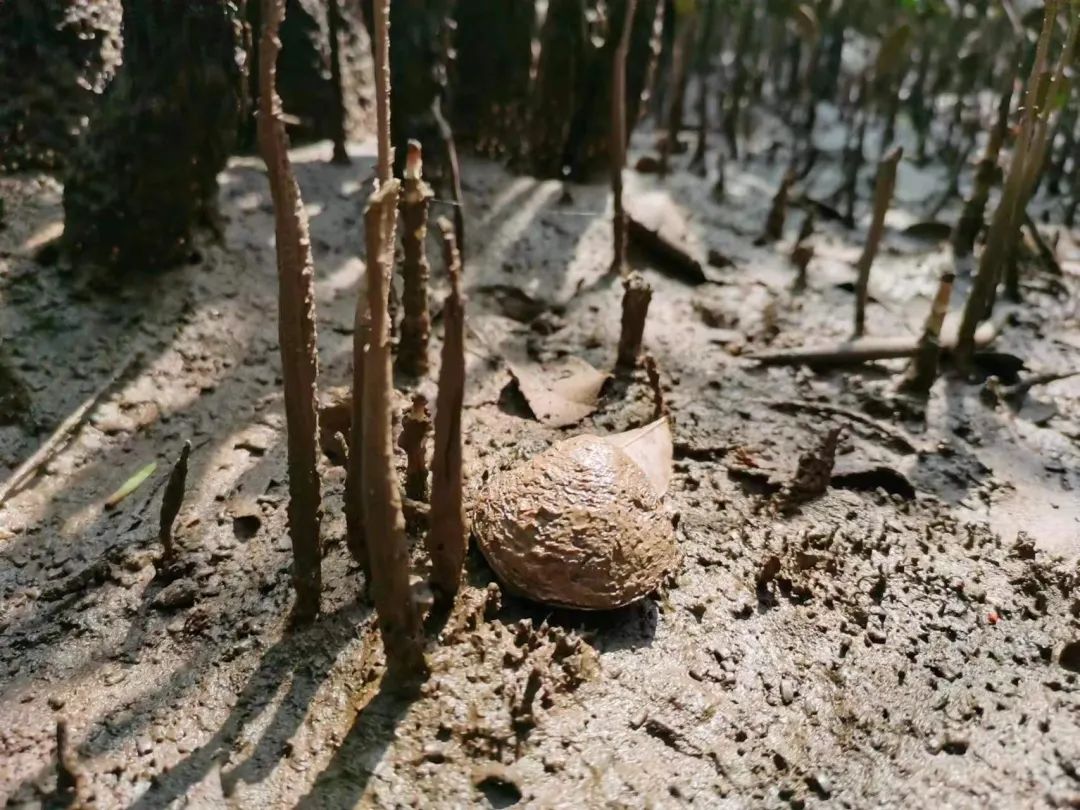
[474,284,549,323]
[626,192,709,284]
[505,357,609,428]
[104,461,157,510]
[606,417,673,497]
[901,220,952,241]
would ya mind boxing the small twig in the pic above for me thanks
[758,399,917,455]
[0,351,142,507]
[643,354,666,420]
[750,308,1005,370]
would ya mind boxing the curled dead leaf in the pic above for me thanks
[504,357,609,428]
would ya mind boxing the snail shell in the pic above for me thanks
[473,433,677,610]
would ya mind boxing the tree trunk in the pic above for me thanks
[63,0,246,272]
[0,0,121,172]
[529,0,587,178]
[244,0,372,150]
[564,0,662,178]
[450,0,535,159]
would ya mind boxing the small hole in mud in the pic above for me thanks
[232,514,261,540]
[436,726,452,742]
[477,775,522,808]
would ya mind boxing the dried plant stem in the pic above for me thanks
[327,0,350,165]
[611,0,638,274]
[759,170,796,243]
[373,0,392,185]
[900,256,962,396]
[658,4,696,175]
[362,180,428,681]
[853,146,902,338]
[258,0,322,623]
[428,218,467,608]
[952,82,1012,258]
[397,141,434,377]
[616,271,652,371]
[955,2,1075,368]
[399,394,430,502]
[158,440,191,561]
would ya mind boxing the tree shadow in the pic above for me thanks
[125,598,372,808]
[293,680,412,808]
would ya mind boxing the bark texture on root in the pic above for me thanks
[428,218,468,608]
[616,272,652,371]
[399,394,431,503]
[362,180,428,682]
[258,0,323,623]
[397,141,434,378]
[62,0,246,272]
[853,146,902,337]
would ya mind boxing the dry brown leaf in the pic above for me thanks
[506,357,609,428]
[606,416,673,497]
